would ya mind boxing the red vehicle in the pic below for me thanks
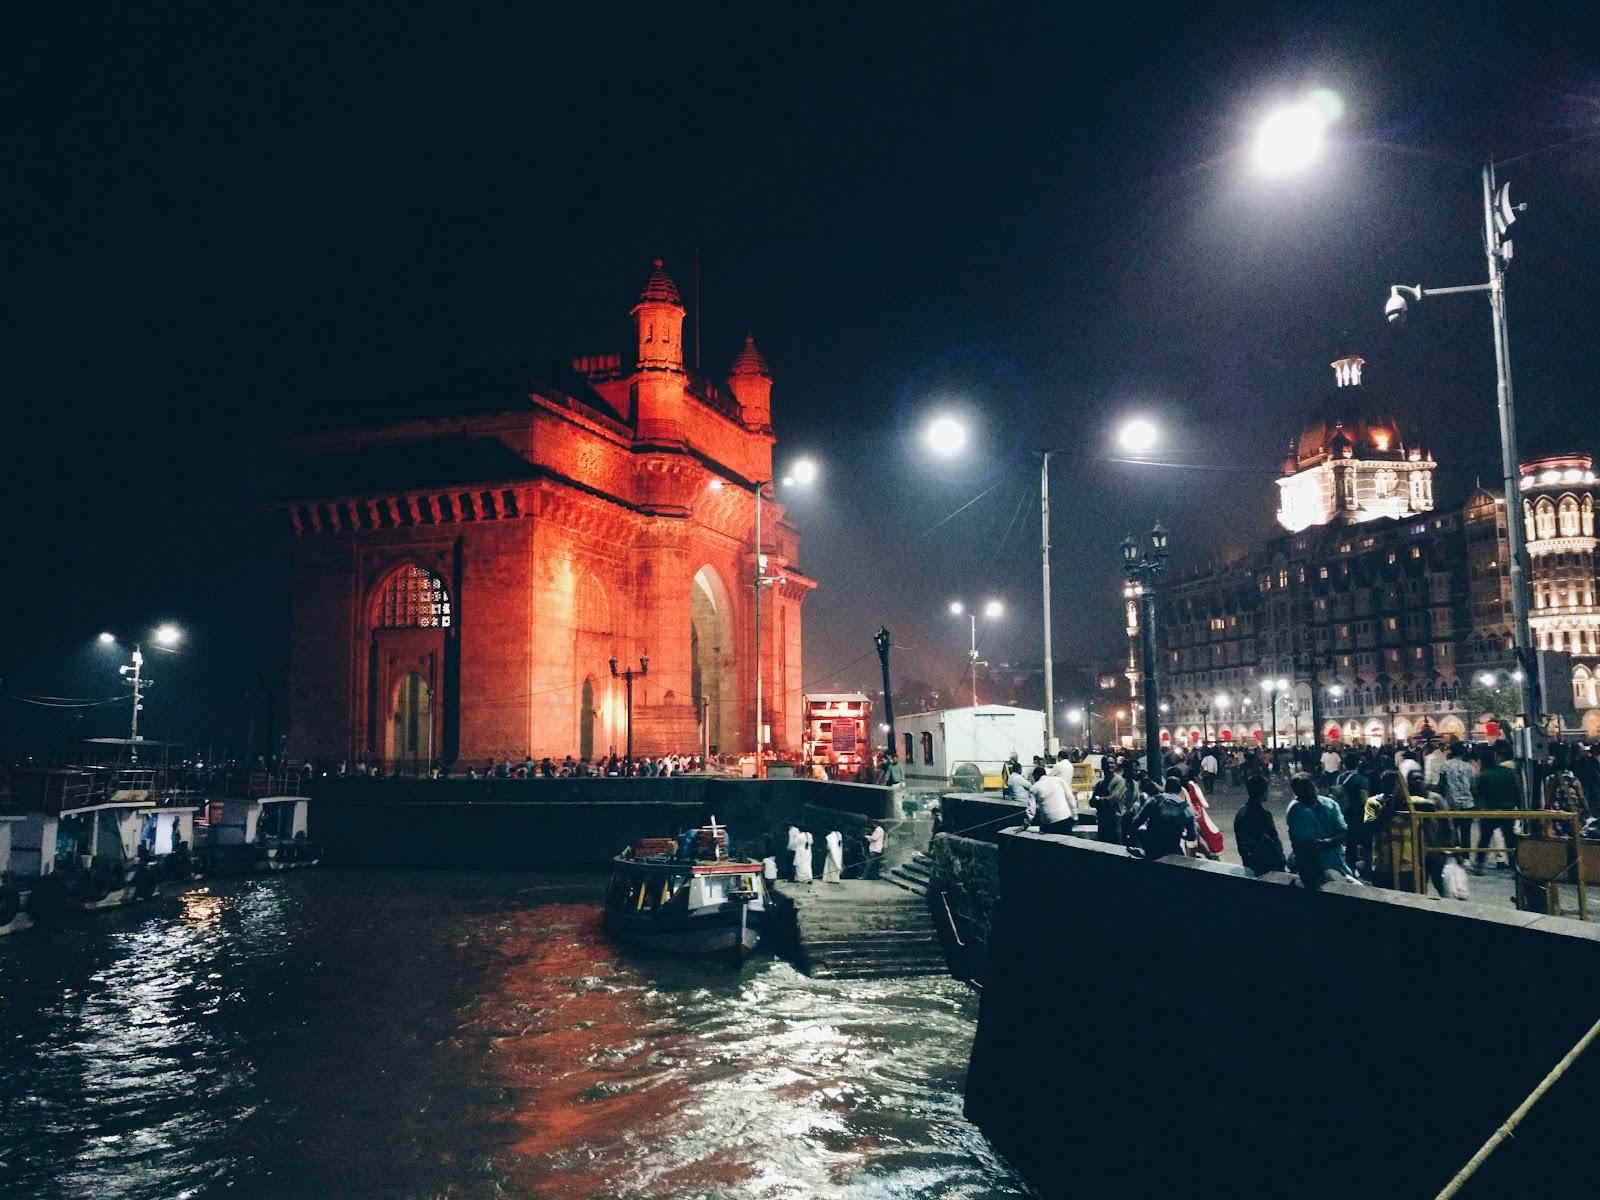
[801,693,873,781]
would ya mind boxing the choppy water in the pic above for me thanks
[0,870,1029,1199]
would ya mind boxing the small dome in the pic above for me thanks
[729,333,770,377]
[636,258,682,306]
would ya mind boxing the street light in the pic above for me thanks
[609,655,648,770]
[1122,522,1170,772]
[950,597,1003,706]
[1252,91,1342,175]
[1384,159,1539,798]
[1117,417,1160,456]
[731,460,818,777]
[925,416,967,457]
[97,624,183,761]
[1261,677,1291,757]
[1040,417,1160,752]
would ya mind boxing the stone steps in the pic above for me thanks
[776,877,949,981]
[886,850,932,898]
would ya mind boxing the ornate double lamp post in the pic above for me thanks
[609,655,648,769]
[1121,523,1169,774]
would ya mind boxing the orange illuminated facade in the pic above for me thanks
[279,261,813,769]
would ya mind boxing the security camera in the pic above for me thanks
[1384,290,1408,325]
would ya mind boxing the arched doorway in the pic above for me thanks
[368,563,452,770]
[389,673,433,771]
[579,676,597,761]
[691,566,737,753]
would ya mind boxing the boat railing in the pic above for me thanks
[248,769,311,800]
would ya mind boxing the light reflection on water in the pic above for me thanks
[0,871,1029,1199]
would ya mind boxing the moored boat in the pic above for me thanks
[0,815,33,935]
[2,766,198,917]
[199,788,321,874]
[604,822,767,956]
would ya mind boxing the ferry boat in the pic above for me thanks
[1,765,199,916]
[604,821,768,956]
[199,784,321,874]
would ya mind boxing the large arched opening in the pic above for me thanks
[367,562,453,771]
[691,565,738,753]
[574,572,614,761]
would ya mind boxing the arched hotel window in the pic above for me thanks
[1534,498,1556,541]
[375,564,452,628]
[1558,495,1581,537]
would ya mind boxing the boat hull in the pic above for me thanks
[604,906,761,955]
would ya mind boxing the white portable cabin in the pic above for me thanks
[894,705,1047,788]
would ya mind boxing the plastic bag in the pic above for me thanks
[1441,859,1471,902]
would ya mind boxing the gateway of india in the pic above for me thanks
[279,261,812,770]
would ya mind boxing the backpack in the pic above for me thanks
[1138,796,1192,856]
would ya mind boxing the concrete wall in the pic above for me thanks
[938,793,1027,843]
[308,776,899,869]
[967,830,1600,1200]
[928,833,997,982]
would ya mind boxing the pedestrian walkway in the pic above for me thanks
[772,879,947,980]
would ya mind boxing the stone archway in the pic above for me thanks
[389,673,434,771]
[691,565,738,753]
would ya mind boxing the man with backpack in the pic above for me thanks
[1131,775,1197,860]
[1334,753,1370,874]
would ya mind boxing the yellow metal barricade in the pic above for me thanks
[1396,807,1588,920]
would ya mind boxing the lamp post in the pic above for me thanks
[1039,419,1160,755]
[1122,522,1169,774]
[949,599,1003,707]
[609,655,648,770]
[1261,677,1289,758]
[1114,708,1128,747]
[719,459,816,778]
[1384,160,1539,796]
[98,624,182,763]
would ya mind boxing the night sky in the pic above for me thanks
[6,4,1598,756]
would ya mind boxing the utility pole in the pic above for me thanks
[1040,450,1056,752]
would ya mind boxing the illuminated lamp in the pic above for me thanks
[1326,726,1342,741]
[1371,430,1391,451]
[1220,728,1232,742]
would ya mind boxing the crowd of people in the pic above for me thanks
[326,751,718,780]
[979,734,1600,899]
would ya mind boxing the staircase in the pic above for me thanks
[886,850,932,898]
[775,879,948,980]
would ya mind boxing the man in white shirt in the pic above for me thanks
[1320,745,1343,782]
[1030,766,1076,835]
[1200,750,1219,792]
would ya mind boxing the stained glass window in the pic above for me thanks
[376,565,452,629]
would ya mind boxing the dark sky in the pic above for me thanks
[6,3,1598,754]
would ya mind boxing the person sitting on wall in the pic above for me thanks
[1234,775,1286,877]
[1287,771,1357,889]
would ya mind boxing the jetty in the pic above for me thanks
[771,878,946,980]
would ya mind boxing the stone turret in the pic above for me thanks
[630,259,687,441]
[631,259,684,371]
[727,334,772,431]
